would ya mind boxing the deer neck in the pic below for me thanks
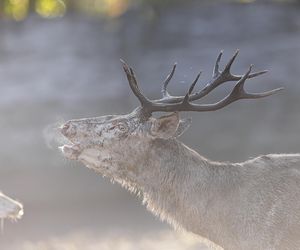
[118,138,240,248]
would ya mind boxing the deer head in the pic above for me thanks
[60,50,282,183]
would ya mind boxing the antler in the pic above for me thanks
[121,50,283,118]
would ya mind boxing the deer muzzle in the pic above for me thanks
[60,144,81,160]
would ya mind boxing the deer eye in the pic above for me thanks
[117,123,128,132]
[108,126,116,131]
[107,123,127,132]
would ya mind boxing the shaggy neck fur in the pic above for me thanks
[116,138,241,249]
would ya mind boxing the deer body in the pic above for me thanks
[59,51,297,249]
[64,126,300,249]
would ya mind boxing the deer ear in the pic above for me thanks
[150,112,180,139]
[174,117,192,137]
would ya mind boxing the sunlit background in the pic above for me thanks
[1,0,300,21]
[0,0,300,249]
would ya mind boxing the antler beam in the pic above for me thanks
[155,50,270,104]
[121,51,283,117]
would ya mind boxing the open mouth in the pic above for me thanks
[59,143,82,160]
[59,123,83,160]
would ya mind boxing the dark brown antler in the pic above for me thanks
[121,50,283,118]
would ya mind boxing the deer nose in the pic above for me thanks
[61,123,70,135]
[61,122,76,137]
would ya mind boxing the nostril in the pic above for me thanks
[63,123,70,131]
[61,123,70,135]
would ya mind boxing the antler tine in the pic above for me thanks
[213,65,284,106]
[223,49,239,76]
[231,65,284,100]
[141,65,283,114]
[245,70,268,79]
[220,50,269,81]
[182,72,202,105]
[213,50,223,78]
[176,65,254,112]
[224,64,254,102]
[162,63,177,98]
[153,50,269,104]
[182,65,283,111]
[120,53,283,116]
[189,50,268,100]
[120,59,150,107]
[188,72,202,95]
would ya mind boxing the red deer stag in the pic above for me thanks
[60,51,300,250]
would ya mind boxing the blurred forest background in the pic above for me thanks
[1,0,300,21]
[0,0,300,249]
